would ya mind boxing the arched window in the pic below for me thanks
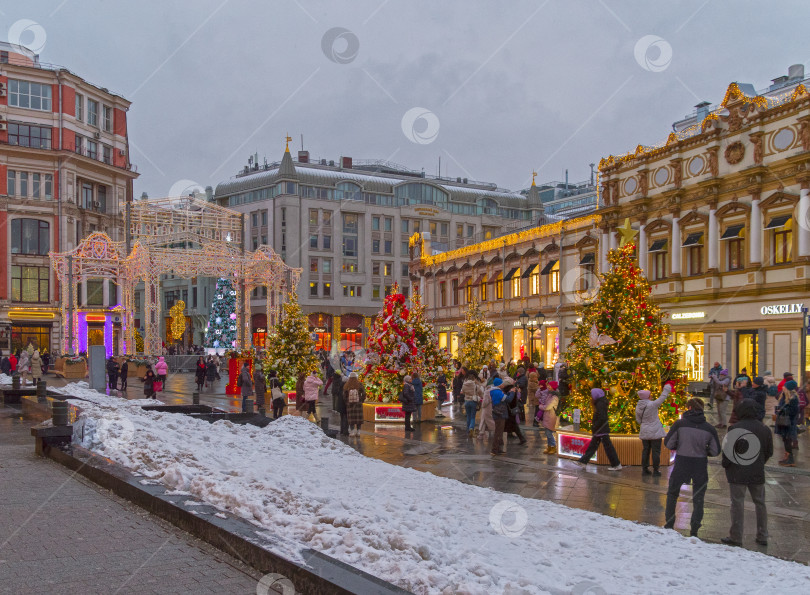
[478,197,497,215]
[394,183,448,207]
[11,218,49,255]
[336,182,362,201]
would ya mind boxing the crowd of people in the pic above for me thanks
[0,347,50,385]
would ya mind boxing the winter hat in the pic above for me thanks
[437,366,443,372]
[591,388,605,399]
[783,372,794,379]
[516,367,525,375]
[404,375,412,383]
[482,365,488,370]
[500,378,515,390]
[753,376,764,386]
[548,381,559,390]
[785,380,799,391]
[493,378,503,387]
[720,370,729,376]
[349,372,358,379]
[637,389,651,400]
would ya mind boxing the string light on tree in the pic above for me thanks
[457,298,499,371]
[169,300,186,341]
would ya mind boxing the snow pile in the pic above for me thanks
[58,382,810,594]
[0,373,12,384]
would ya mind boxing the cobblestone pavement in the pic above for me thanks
[33,372,810,566]
[0,401,263,594]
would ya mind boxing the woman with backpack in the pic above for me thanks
[775,380,800,467]
[635,383,672,476]
[461,371,480,436]
[343,372,366,436]
[268,371,286,419]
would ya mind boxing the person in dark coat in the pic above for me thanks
[238,362,254,411]
[194,357,206,391]
[106,357,120,390]
[331,371,347,435]
[775,380,800,467]
[119,359,129,390]
[0,353,10,376]
[576,388,622,470]
[742,376,768,421]
[268,371,285,419]
[514,367,528,423]
[721,399,773,547]
[253,363,267,412]
[294,373,307,417]
[412,373,424,424]
[452,364,465,410]
[503,381,527,445]
[143,369,157,399]
[401,375,417,431]
[343,372,366,436]
[436,367,448,418]
[664,397,721,537]
[205,357,217,388]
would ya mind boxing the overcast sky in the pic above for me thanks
[6,0,809,197]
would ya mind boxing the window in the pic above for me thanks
[343,259,359,273]
[401,241,409,256]
[323,235,331,250]
[373,285,381,299]
[86,280,104,306]
[512,273,521,298]
[323,259,332,274]
[310,235,318,249]
[322,211,332,226]
[465,284,473,303]
[20,172,28,197]
[7,170,15,196]
[394,183,449,207]
[430,222,437,235]
[342,285,362,297]
[75,135,83,154]
[88,100,99,126]
[467,225,474,237]
[103,144,112,165]
[192,287,198,308]
[372,216,380,231]
[9,80,52,111]
[727,238,744,270]
[8,123,52,149]
[530,272,540,295]
[372,239,380,254]
[480,278,488,301]
[323,283,332,297]
[413,221,421,233]
[401,264,409,277]
[439,281,447,306]
[97,186,107,212]
[32,174,40,198]
[384,240,392,255]
[103,105,112,132]
[87,140,98,160]
[343,213,359,233]
[44,174,53,199]
[252,212,258,226]
[773,225,792,264]
[11,265,49,303]
[653,251,667,280]
[261,211,268,225]
[310,282,318,297]
[495,274,503,300]
[82,183,93,209]
[401,220,409,233]
[343,236,357,257]
[309,209,319,226]
[75,93,84,120]
[281,207,286,224]
[688,246,704,276]
[372,262,380,275]
[11,219,50,254]
[457,224,464,238]
[549,262,560,293]
[384,217,392,232]
[310,258,318,273]
[440,223,448,237]
[383,263,392,276]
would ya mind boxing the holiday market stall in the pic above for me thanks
[560,227,688,465]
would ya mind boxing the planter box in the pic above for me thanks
[362,400,436,423]
[63,362,87,379]
[135,364,148,378]
[556,429,674,466]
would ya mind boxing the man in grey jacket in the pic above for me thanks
[663,397,721,537]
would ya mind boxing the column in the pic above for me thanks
[638,224,647,272]
[81,276,88,306]
[102,278,110,307]
[799,189,810,258]
[608,228,617,251]
[671,217,681,276]
[750,196,762,266]
[599,231,609,273]
[708,207,719,271]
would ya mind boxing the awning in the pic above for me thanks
[764,215,791,229]
[488,270,502,283]
[648,239,667,252]
[503,267,520,281]
[473,273,487,285]
[540,259,558,275]
[578,253,595,265]
[521,263,539,278]
[682,232,703,247]
[460,276,472,287]
[720,224,744,240]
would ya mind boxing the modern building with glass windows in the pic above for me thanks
[213,145,548,353]
[0,41,137,354]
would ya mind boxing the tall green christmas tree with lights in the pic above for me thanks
[457,298,499,372]
[263,293,319,388]
[204,278,237,352]
[409,292,451,387]
[565,238,688,433]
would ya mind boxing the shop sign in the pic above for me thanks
[375,406,405,421]
[343,327,360,333]
[414,207,439,216]
[438,325,455,331]
[254,327,267,333]
[309,326,328,333]
[760,303,804,316]
[671,311,705,320]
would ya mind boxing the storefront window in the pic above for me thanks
[675,331,704,381]
[512,328,525,360]
[11,324,50,352]
[450,333,459,357]
[493,329,504,359]
[544,326,559,368]
[737,330,758,377]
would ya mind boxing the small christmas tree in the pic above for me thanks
[457,298,499,372]
[565,242,688,433]
[363,284,417,402]
[409,292,452,387]
[263,293,319,387]
[204,278,238,353]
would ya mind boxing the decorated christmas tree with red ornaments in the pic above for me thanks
[409,292,452,388]
[363,284,418,402]
[565,238,688,433]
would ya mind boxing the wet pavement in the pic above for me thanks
[25,371,810,566]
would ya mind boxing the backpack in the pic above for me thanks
[348,388,360,403]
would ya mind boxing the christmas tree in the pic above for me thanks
[204,278,238,353]
[263,293,319,387]
[565,241,688,433]
[363,284,417,402]
[409,292,452,387]
[457,298,499,372]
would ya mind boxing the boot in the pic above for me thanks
[779,454,796,467]
[546,446,557,454]
[642,468,651,475]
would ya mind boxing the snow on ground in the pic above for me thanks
[55,382,810,594]
[0,373,12,384]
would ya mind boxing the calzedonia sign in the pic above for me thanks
[760,303,804,316]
